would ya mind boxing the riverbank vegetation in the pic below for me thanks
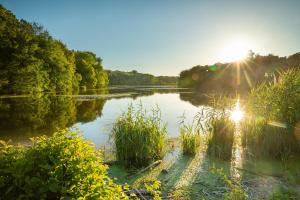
[0,130,126,199]
[1,68,300,199]
[112,104,167,167]
[241,69,300,159]
[180,120,201,155]
[207,113,235,160]
[0,5,108,94]
[178,51,300,93]
[107,70,177,86]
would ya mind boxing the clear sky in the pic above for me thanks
[1,0,300,76]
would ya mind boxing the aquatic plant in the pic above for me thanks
[112,104,166,167]
[241,117,299,158]
[267,186,300,200]
[0,129,126,199]
[211,167,247,200]
[242,69,300,158]
[247,68,300,128]
[207,112,235,160]
[180,124,200,156]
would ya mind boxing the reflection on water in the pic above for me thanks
[0,95,106,143]
[1,87,299,198]
[0,87,202,146]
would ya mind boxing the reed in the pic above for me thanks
[243,69,300,158]
[241,117,299,158]
[207,112,235,160]
[247,68,300,128]
[112,104,166,167]
[180,124,200,156]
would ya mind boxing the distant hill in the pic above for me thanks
[178,51,300,93]
[107,70,177,86]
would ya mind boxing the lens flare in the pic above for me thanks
[230,99,244,122]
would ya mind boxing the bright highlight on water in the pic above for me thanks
[230,99,244,122]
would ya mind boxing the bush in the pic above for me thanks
[0,129,126,199]
[112,104,166,167]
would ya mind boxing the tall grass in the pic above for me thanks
[241,117,299,158]
[180,118,201,155]
[247,68,300,128]
[207,112,235,160]
[112,104,166,167]
[243,69,300,158]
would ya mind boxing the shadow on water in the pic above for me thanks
[157,154,193,193]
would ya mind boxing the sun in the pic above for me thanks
[219,38,252,62]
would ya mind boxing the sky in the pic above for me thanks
[1,0,300,76]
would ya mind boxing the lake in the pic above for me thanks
[1,86,299,198]
[0,86,208,146]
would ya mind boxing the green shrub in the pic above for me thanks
[112,104,166,167]
[0,129,126,199]
[207,113,235,160]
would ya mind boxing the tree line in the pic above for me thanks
[107,70,177,85]
[0,5,108,94]
[178,51,300,93]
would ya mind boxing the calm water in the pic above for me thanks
[0,87,209,146]
[1,87,300,198]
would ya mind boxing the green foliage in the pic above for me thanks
[211,167,247,200]
[178,51,300,93]
[75,51,108,89]
[0,129,127,199]
[207,112,235,160]
[268,187,300,200]
[143,180,161,200]
[107,70,177,86]
[180,118,201,155]
[112,104,166,167]
[243,69,300,158]
[247,69,300,127]
[0,5,108,94]
[241,117,299,159]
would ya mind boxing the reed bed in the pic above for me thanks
[243,69,300,158]
[112,104,166,167]
[241,117,299,158]
[180,123,201,156]
[247,68,300,128]
[207,112,235,160]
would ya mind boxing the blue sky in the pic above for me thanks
[1,0,300,75]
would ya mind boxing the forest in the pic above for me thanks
[0,5,177,95]
[0,5,109,94]
[107,70,177,86]
[178,51,300,93]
